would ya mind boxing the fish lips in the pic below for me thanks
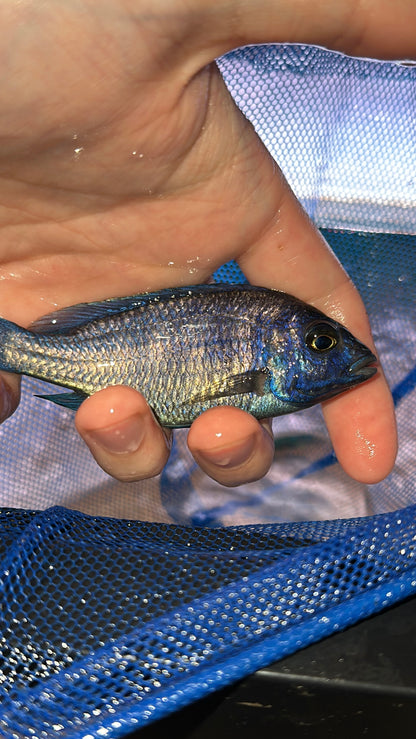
[349,351,378,381]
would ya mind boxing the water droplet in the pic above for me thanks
[355,429,376,459]
[73,146,84,159]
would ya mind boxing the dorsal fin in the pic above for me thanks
[28,284,262,334]
[29,295,153,334]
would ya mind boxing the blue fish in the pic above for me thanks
[0,284,376,427]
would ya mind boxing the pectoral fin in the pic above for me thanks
[180,369,269,408]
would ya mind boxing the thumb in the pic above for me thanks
[0,373,21,423]
[184,0,416,63]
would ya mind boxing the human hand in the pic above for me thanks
[0,0,412,486]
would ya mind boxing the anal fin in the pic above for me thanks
[35,391,89,410]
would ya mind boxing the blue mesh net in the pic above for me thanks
[0,45,415,738]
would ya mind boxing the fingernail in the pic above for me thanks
[200,434,257,469]
[85,415,145,455]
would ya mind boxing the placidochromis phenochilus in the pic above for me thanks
[0,284,377,427]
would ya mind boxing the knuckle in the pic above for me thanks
[104,449,170,483]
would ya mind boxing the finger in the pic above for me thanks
[187,407,275,487]
[322,366,397,484]
[75,386,171,482]
[318,279,397,483]
[188,0,416,62]
[0,372,21,422]
[238,181,397,483]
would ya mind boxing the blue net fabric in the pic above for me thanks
[0,46,415,738]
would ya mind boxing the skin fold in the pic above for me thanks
[0,0,412,486]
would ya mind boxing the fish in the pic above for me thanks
[0,284,377,427]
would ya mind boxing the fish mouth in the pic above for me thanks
[349,352,378,380]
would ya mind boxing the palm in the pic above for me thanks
[0,0,399,487]
[0,7,276,323]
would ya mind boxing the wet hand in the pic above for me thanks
[0,0,412,486]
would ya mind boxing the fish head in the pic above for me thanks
[264,305,377,408]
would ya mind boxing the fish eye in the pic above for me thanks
[305,322,340,353]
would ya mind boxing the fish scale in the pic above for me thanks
[0,284,377,427]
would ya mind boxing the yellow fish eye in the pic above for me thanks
[305,322,340,353]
